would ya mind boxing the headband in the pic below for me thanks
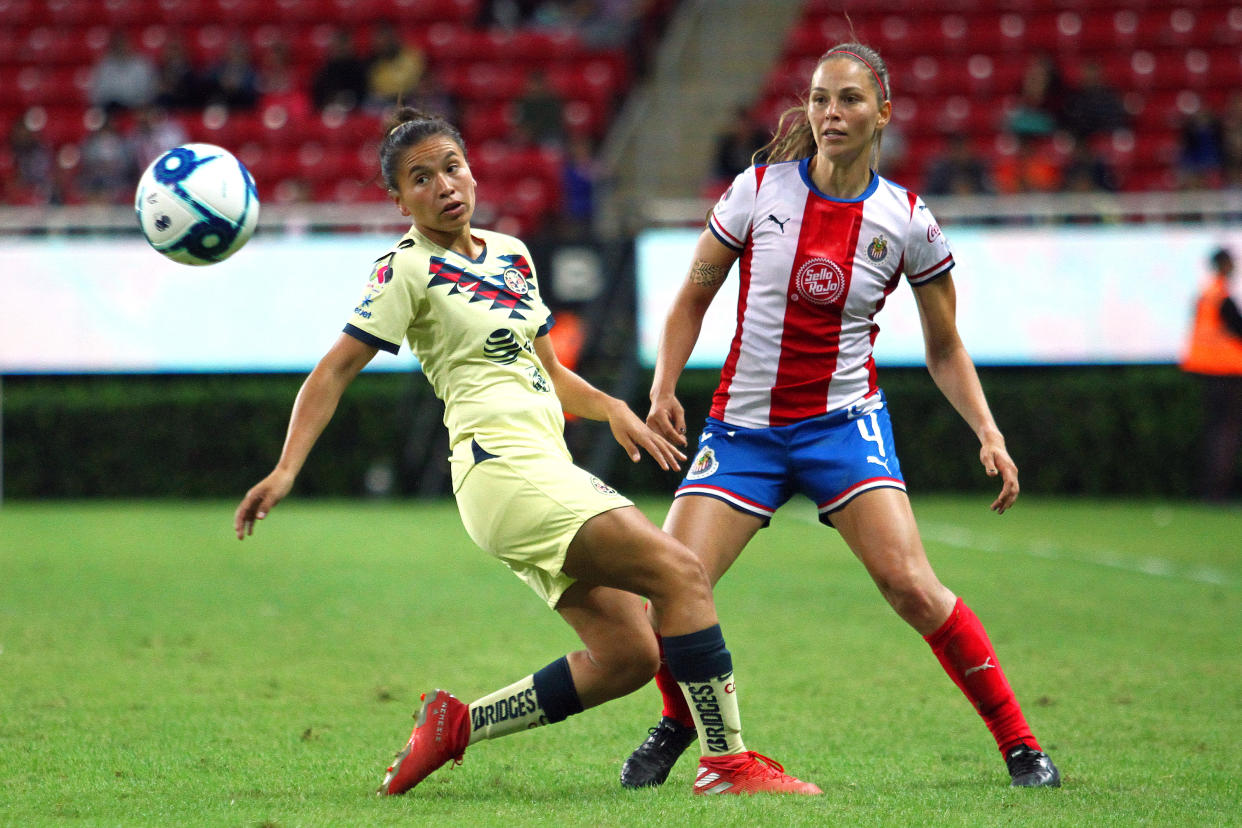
[831,50,889,100]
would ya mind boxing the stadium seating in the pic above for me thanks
[759,0,1242,193]
[0,0,660,236]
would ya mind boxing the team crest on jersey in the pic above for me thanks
[590,476,619,496]
[502,267,529,295]
[685,446,719,480]
[927,224,942,243]
[793,257,848,306]
[867,234,888,262]
[427,254,535,320]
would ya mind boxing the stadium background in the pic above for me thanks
[2,0,1241,501]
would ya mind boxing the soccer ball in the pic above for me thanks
[135,143,259,266]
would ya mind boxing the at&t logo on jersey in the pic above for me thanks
[685,446,719,480]
[793,257,847,306]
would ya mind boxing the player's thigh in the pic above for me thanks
[562,505,708,600]
[830,487,936,584]
[663,494,765,585]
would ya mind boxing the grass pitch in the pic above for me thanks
[1,495,1239,827]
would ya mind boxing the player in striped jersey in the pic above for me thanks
[621,43,1060,789]
[234,108,818,797]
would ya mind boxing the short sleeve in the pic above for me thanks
[903,196,955,286]
[707,166,760,252]
[344,249,421,354]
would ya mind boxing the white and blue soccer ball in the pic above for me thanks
[135,143,259,266]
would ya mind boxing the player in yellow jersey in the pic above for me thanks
[234,108,819,797]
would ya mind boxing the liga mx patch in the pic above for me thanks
[367,252,396,292]
[685,446,719,480]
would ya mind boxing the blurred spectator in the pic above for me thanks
[1181,247,1242,502]
[204,38,261,110]
[1220,92,1242,189]
[1005,54,1064,137]
[80,113,138,204]
[1061,139,1118,192]
[712,107,769,181]
[88,33,158,113]
[1177,107,1223,189]
[561,132,599,236]
[479,0,543,28]
[5,119,56,205]
[153,37,206,111]
[258,42,313,123]
[366,27,426,110]
[513,71,565,147]
[311,29,371,112]
[128,106,189,170]
[993,134,1061,193]
[1061,60,1127,140]
[923,134,993,195]
[404,74,458,124]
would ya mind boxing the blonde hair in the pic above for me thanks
[758,42,891,169]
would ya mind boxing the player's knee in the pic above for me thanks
[660,541,711,595]
[874,569,945,627]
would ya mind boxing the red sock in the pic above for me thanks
[924,597,1039,756]
[654,635,695,727]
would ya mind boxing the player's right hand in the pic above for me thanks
[646,394,687,447]
[234,469,295,540]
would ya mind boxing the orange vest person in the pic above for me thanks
[1182,248,1242,376]
[1181,247,1242,501]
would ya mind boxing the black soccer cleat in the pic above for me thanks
[1005,743,1062,787]
[620,716,698,789]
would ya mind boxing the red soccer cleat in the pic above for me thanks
[693,751,822,795]
[378,689,470,796]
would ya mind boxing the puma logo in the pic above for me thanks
[767,214,791,233]
[964,657,995,678]
[866,455,891,473]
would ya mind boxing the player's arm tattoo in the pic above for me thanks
[689,260,728,288]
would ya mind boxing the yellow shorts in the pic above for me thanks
[451,438,633,608]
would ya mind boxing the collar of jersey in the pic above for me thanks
[798,158,878,203]
[412,228,489,265]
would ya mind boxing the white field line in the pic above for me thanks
[786,508,1235,586]
[917,521,1235,587]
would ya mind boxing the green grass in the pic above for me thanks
[1,496,1239,827]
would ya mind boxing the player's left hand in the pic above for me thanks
[980,437,1019,514]
[607,400,686,471]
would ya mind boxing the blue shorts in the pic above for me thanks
[676,392,906,526]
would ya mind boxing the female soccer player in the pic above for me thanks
[234,108,818,797]
[620,44,1061,789]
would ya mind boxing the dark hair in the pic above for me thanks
[759,42,891,168]
[378,107,466,191]
[1211,247,1234,271]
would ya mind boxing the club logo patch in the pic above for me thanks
[793,257,847,306]
[927,224,942,243]
[590,476,618,495]
[502,267,529,295]
[867,234,888,262]
[685,446,719,480]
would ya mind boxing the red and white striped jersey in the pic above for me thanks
[706,158,954,428]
